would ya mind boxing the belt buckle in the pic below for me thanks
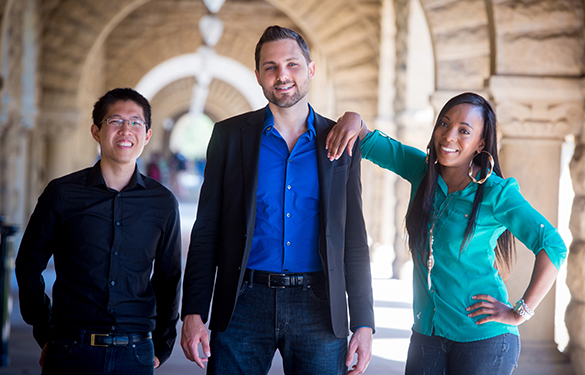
[90,333,110,347]
[267,273,286,289]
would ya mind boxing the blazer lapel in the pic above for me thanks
[241,108,265,229]
[315,113,334,234]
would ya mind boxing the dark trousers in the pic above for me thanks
[405,329,520,375]
[41,330,154,375]
[208,275,347,375]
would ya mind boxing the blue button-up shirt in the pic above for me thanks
[248,105,322,273]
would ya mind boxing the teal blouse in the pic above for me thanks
[362,130,567,342]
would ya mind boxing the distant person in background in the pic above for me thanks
[147,152,162,182]
[15,88,182,375]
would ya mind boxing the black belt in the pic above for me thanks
[54,330,152,347]
[246,269,325,288]
[88,332,151,347]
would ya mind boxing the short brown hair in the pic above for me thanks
[254,25,311,71]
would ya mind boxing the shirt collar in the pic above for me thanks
[262,105,316,140]
[86,160,146,190]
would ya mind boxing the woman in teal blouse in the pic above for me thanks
[327,92,566,374]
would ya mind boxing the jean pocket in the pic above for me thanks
[238,281,249,296]
[132,339,155,367]
[308,284,328,303]
[45,337,76,359]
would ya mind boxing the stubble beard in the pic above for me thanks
[263,79,309,108]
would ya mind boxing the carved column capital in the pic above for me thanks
[38,108,83,139]
[489,76,584,140]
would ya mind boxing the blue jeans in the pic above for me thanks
[208,277,347,375]
[41,330,154,375]
[405,330,520,375]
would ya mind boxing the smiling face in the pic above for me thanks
[255,38,315,109]
[91,99,152,169]
[433,103,485,173]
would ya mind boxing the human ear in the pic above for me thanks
[91,124,101,143]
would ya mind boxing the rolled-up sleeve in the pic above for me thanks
[492,177,567,269]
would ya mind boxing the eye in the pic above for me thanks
[108,118,124,127]
[265,66,275,71]
[129,118,144,127]
[459,128,470,135]
[438,121,448,127]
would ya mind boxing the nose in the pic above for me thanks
[276,66,290,82]
[117,120,133,132]
[443,126,458,141]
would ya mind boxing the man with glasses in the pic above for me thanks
[15,88,181,374]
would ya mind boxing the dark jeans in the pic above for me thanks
[208,277,347,375]
[405,330,520,375]
[41,330,154,375]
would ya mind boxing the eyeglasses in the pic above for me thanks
[100,117,147,129]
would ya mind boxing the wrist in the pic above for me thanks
[513,298,534,321]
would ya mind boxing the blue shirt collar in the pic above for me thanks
[262,105,316,140]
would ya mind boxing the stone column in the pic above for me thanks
[490,75,581,374]
[564,78,585,375]
[387,0,409,278]
[39,109,82,181]
[361,0,398,278]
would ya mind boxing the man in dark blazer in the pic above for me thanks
[181,25,374,375]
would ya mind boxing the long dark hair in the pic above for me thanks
[404,92,516,277]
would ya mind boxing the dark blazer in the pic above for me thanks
[182,107,374,338]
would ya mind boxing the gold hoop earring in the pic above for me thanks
[426,147,438,165]
[468,151,494,184]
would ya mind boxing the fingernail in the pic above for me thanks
[205,352,211,357]
[472,296,477,299]
[467,314,472,317]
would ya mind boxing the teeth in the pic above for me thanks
[117,141,132,147]
[441,146,457,152]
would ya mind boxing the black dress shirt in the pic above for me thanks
[15,161,181,364]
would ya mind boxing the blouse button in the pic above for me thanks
[540,224,545,228]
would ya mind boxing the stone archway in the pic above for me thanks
[37,0,381,180]
[135,52,266,109]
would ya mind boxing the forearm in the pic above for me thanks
[521,249,559,312]
[152,270,181,365]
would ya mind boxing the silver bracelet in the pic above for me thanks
[513,298,534,320]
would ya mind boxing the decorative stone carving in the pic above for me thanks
[38,109,82,140]
[490,76,584,140]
